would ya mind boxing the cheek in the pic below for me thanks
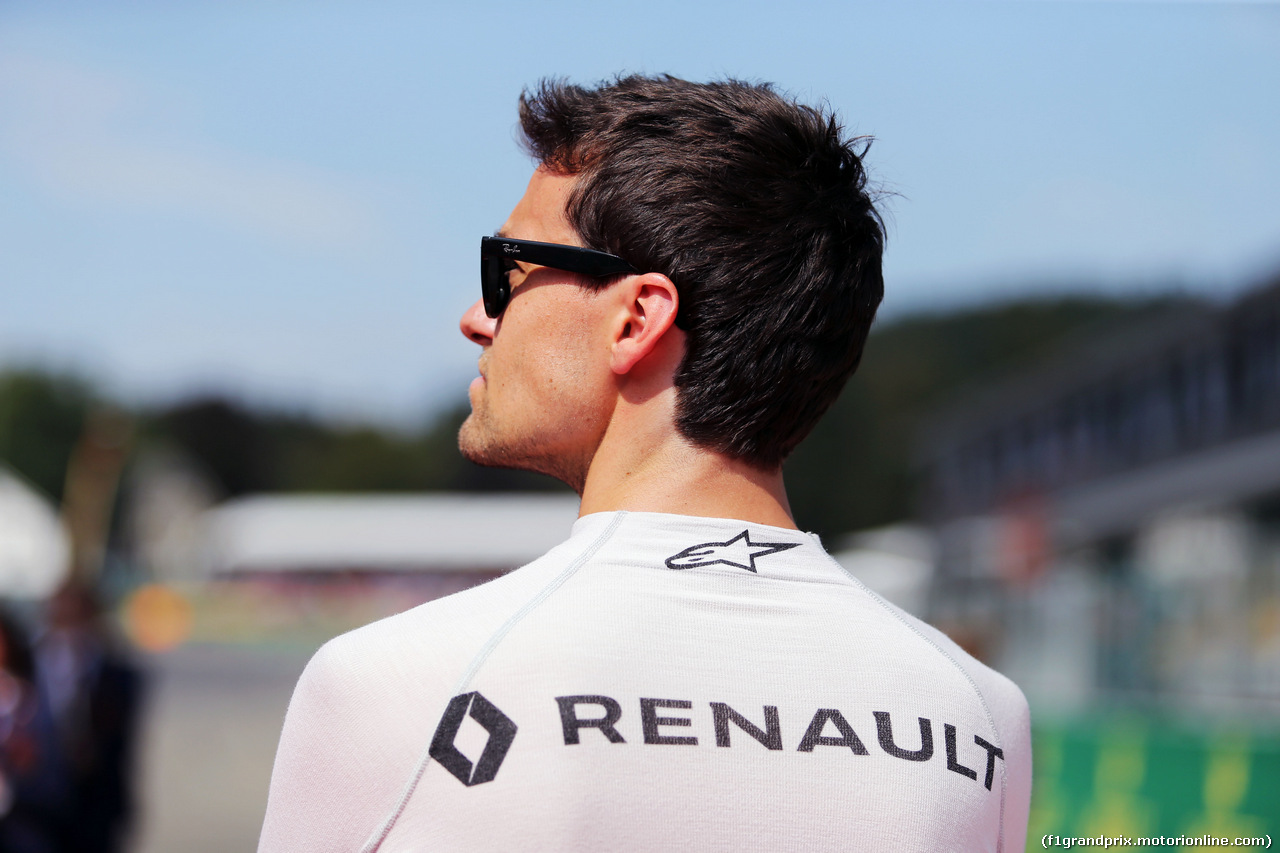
[495,285,613,413]
[540,329,604,400]
[536,313,612,408]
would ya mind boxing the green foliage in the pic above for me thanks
[152,399,274,495]
[0,370,93,502]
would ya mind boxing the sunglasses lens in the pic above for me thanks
[481,255,510,318]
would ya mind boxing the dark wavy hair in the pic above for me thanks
[519,75,885,469]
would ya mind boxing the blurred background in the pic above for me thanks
[2,1,1278,850]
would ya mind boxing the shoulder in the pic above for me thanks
[260,539,589,852]
[833,583,1033,783]
[293,541,583,715]
[860,596,1031,735]
[878,602,1034,838]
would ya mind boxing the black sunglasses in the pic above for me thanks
[480,236,638,318]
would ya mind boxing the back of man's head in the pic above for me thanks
[519,75,885,470]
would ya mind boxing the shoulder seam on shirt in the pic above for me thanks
[822,550,1012,853]
[357,511,627,853]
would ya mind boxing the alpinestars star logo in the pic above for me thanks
[429,692,518,787]
[665,530,800,573]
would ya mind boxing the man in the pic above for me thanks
[259,75,1032,852]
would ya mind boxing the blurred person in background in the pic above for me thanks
[35,584,141,853]
[0,608,68,853]
[260,75,1032,852]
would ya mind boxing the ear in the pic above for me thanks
[609,272,681,376]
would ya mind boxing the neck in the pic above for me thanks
[577,395,796,529]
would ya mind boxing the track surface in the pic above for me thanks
[133,643,315,853]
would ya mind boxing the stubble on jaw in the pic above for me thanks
[457,404,597,495]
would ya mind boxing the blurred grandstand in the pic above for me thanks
[916,278,1280,844]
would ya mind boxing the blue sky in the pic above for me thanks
[2,1,1278,426]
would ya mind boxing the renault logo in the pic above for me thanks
[428,692,518,786]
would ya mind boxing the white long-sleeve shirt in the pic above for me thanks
[259,511,1032,852]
